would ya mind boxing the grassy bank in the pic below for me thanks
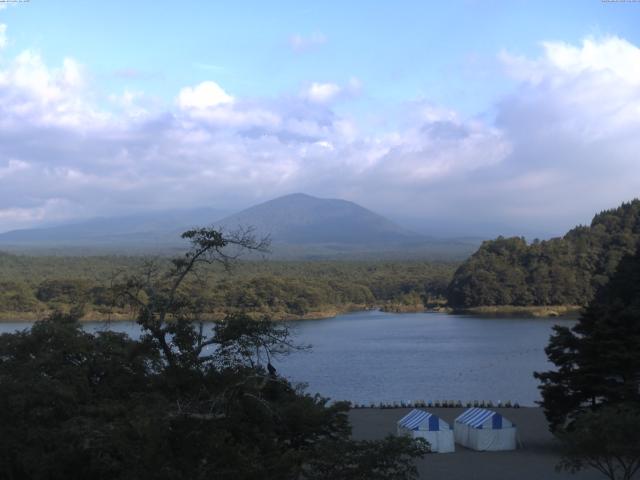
[0,303,375,323]
[455,305,582,317]
[0,302,579,323]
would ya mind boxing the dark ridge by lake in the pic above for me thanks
[0,311,570,406]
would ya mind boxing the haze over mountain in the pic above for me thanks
[0,194,479,259]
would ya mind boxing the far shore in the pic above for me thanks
[0,303,582,323]
[0,304,370,323]
[454,305,582,317]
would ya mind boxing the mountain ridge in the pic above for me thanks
[215,193,421,245]
[0,208,229,245]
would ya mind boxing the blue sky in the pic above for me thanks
[1,1,640,236]
[5,1,638,115]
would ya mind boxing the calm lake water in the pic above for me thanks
[0,310,571,406]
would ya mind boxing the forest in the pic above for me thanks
[447,200,640,308]
[0,254,456,320]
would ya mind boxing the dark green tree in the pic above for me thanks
[304,436,429,480]
[556,404,640,480]
[535,246,640,479]
[0,310,159,479]
[535,245,640,431]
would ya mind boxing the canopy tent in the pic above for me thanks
[454,408,517,451]
[397,409,455,453]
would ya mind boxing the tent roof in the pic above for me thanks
[455,408,507,429]
[398,409,444,431]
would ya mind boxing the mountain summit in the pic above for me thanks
[216,193,418,245]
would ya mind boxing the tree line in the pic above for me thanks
[0,254,456,319]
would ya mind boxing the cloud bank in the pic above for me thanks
[0,30,638,237]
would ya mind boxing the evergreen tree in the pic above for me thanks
[535,245,640,430]
[535,246,640,479]
[556,404,640,480]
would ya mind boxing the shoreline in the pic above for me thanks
[0,303,582,323]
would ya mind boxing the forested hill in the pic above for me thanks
[447,200,640,308]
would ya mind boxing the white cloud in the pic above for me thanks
[348,103,513,189]
[482,35,640,230]
[499,35,640,141]
[501,36,640,86]
[347,76,363,93]
[177,81,234,109]
[0,159,29,179]
[289,32,327,52]
[303,82,341,103]
[543,36,640,85]
[108,90,150,119]
[0,48,106,129]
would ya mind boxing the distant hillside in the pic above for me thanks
[447,200,640,308]
[216,193,419,245]
[0,208,229,249]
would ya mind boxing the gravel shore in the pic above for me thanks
[349,407,604,480]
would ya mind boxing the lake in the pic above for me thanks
[0,310,571,406]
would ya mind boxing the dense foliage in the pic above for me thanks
[535,246,640,479]
[0,228,429,480]
[534,244,640,430]
[0,254,456,318]
[447,200,640,307]
[0,313,428,480]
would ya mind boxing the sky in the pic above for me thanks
[0,1,640,237]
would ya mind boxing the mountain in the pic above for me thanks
[0,208,229,250]
[0,194,479,259]
[447,199,640,308]
[215,193,419,245]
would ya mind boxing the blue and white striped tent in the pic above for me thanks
[397,409,454,453]
[454,408,516,451]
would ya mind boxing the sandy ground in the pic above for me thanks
[349,408,604,480]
